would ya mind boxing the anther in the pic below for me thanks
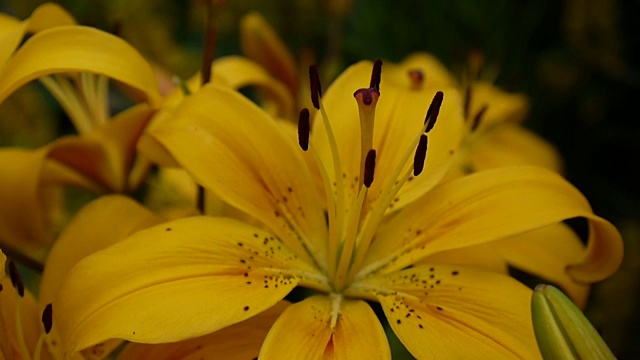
[408,69,424,90]
[463,85,471,120]
[363,149,377,188]
[413,134,429,176]
[8,260,24,297]
[424,91,444,133]
[298,108,310,151]
[471,104,488,132]
[370,59,383,91]
[309,65,322,110]
[42,304,53,334]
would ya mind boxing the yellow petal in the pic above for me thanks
[47,104,154,192]
[149,84,328,266]
[351,264,540,359]
[0,26,161,106]
[385,52,458,88]
[37,196,160,360]
[363,166,622,284]
[495,223,591,308]
[212,56,294,118]
[56,217,318,354]
[469,82,529,126]
[0,3,75,68]
[0,148,53,248]
[0,277,41,360]
[469,123,563,173]
[240,12,298,97]
[419,243,508,274]
[39,195,160,308]
[117,301,289,360]
[260,295,390,360]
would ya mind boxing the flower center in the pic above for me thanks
[298,62,445,292]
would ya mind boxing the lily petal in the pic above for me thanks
[0,26,161,106]
[0,148,53,248]
[0,277,41,360]
[212,56,294,118]
[260,295,390,360]
[47,104,155,192]
[419,243,508,274]
[350,264,540,359]
[495,224,590,308]
[0,3,75,67]
[56,217,318,354]
[469,82,529,126]
[363,166,622,284]
[149,84,328,267]
[240,12,298,97]
[117,301,289,360]
[384,52,458,88]
[469,123,563,173]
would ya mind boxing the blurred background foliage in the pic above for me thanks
[1,0,638,358]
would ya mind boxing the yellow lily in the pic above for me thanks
[55,61,621,358]
[0,4,161,252]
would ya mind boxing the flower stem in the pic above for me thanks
[197,0,218,214]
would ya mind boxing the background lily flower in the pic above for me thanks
[0,5,162,253]
[55,61,621,358]
[385,52,563,178]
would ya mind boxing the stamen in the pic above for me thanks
[8,260,24,297]
[363,150,377,188]
[354,87,380,186]
[471,104,489,132]
[309,65,323,110]
[42,304,53,334]
[297,108,311,151]
[408,69,424,90]
[370,59,383,91]
[424,91,444,133]
[463,85,471,120]
[413,135,429,176]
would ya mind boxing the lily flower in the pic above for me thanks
[385,52,563,177]
[0,4,161,252]
[55,61,621,358]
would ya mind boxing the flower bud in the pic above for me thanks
[531,284,615,360]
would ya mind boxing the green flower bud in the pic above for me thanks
[532,284,615,360]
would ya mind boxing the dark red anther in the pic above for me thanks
[42,303,53,334]
[471,104,488,132]
[363,149,377,188]
[424,91,444,133]
[298,108,310,151]
[370,59,383,91]
[413,134,429,176]
[463,85,471,120]
[8,260,24,297]
[309,65,322,110]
